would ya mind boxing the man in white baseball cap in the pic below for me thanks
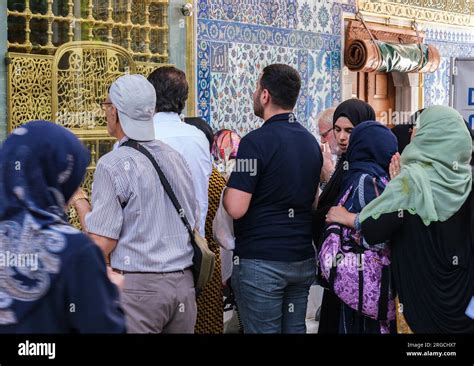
[74,74,200,333]
[106,74,156,141]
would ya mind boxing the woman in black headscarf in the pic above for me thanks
[313,98,376,334]
[391,109,424,154]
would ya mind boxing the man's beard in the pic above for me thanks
[253,97,264,119]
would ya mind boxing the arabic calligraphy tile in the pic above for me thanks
[210,43,229,73]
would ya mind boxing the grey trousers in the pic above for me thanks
[121,269,197,333]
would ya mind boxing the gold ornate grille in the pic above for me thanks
[6,0,179,228]
[7,0,172,132]
[8,0,169,62]
[7,40,161,227]
[52,41,137,128]
[7,48,162,132]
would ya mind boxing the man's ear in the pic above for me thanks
[261,89,270,105]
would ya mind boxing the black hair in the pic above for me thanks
[147,66,189,114]
[184,117,214,152]
[260,64,301,110]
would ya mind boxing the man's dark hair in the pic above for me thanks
[260,64,301,110]
[184,117,214,152]
[147,66,189,114]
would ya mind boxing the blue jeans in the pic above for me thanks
[231,257,316,334]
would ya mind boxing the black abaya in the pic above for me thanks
[361,190,474,333]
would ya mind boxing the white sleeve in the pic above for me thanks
[212,189,235,250]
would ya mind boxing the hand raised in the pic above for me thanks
[389,152,401,180]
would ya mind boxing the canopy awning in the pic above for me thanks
[344,19,441,73]
[345,39,440,73]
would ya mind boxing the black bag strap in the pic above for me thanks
[121,139,194,238]
[328,262,338,290]
[358,267,364,315]
[377,264,390,321]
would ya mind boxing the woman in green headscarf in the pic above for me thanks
[356,106,473,333]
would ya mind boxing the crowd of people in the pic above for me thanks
[0,62,472,334]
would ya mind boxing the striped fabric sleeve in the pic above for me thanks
[85,162,124,240]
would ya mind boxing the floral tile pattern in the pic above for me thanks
[199,0,298,29]
[197,40,211,122]
[297,0,332,34]
[197,0,343,136]
[209,43,299,136]
[306,50,332,131]
[424,25,474,107]
[198,20,337,51]
[424,57,451,107]
[340,0,356,14]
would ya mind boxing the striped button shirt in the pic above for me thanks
[85,138,199,272]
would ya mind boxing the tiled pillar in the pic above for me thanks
[0,1,7,141]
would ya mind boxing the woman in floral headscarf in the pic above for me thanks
[212,129,242,180]
[184,121,242,333]
[0,121,125,333]
[211,128,242,333]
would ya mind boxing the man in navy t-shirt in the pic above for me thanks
[224,64,323,333]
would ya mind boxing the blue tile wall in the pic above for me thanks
[197,0,474,135]
[424,27,474,107]
[197,0,344,136]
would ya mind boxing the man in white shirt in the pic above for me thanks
[147,66,212,236]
